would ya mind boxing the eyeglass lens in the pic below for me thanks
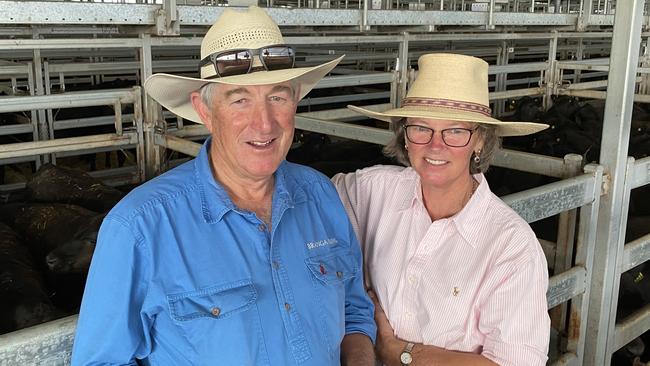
[405,125,473,147]
[210,46,295,77]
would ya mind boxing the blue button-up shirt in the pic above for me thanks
[71,140,376,366]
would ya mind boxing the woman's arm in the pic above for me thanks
[369,291,498,366]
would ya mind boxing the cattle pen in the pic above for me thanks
[0,0,649,365]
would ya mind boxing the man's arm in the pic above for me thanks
[71,216,151,366]
[341,333,375,366]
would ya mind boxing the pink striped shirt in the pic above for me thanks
[332,165,550,366]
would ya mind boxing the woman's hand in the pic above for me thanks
[367,290,408,366]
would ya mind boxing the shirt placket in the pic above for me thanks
[400,220,447,342]
[268,198,311,364]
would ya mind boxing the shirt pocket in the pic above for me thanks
[168,279,257,322]
[305,251,359,285]
[304,251,359,356]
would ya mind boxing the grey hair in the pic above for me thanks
[382,118,502,174]
[199,82,219,106]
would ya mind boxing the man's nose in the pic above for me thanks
[251,102,274,132]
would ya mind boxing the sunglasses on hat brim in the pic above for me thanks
[198,45,296,78]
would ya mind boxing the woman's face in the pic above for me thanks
[405,118,483,192]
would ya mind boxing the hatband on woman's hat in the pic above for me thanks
[144,6,342,124]
[348,53,548,137]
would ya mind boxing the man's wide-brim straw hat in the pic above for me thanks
[348,53,548,137]
[144,6,342,124]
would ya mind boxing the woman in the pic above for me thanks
[332,53,551,366]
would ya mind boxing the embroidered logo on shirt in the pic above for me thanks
[306,238,338,250]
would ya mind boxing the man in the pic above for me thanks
[71,6,376,365]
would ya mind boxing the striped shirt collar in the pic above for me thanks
[398,168,490,248]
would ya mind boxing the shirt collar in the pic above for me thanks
[195,138,305,224]
[396,167,421,211]
[397,170,490,249]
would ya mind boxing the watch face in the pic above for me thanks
[400,352,413,364]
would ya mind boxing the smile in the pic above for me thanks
[425,158,447,166]
[248,139,275,147]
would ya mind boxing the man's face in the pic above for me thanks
[196,82,298,183]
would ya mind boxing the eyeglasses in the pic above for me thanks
[404,125,477,147]
[198,45,296,78]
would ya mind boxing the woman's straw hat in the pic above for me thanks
[348,53,548,136]
[144,6,342,124]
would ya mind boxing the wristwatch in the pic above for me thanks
[400,342,415,365]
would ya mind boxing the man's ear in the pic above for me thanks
[190,91,213,132]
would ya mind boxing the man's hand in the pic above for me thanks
[341,333,375,366]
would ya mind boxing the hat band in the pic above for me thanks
[401,97,492,117]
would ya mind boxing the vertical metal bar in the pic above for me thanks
[543,33,558,111]
[567,164,604,364]
[362,0,369,30]
[32,46,48,167]
[397,33,409,107]
[584,1,645,364]
[550,154,583,343]
[575,37,584,83]
[139,34,159,179]
[487,0,495,29]
[578,0,592,31]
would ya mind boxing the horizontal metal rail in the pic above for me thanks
[0,132,138,159]
[547,266,587,309]
[558,89,650,103]
[0,314,76,365]
[614,303,650,352]
[622,234,650,273]
[492,151,576,179]
[501,173,599,223]
[631,157,650,189]
[0,88,139,113]
[314,73,394,89]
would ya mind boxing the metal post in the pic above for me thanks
[543,33,558,111]
[361,0,369,31]
[32,43,48,166]
[139,34,160,179]
[584,1,645,364]
[487,0,496,30]
[578,0,593,31]
[397,32,409,107]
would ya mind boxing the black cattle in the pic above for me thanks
[0,203,98,262]
[26,163,123,212]
[45,212,104,274]
[286,132,393,177]
[0,202,103,312]
[0,222,58,334]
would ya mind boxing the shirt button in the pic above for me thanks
[272,261,280,269]
[284,303,291,311]
[258,224,265,232]
[336,271,343,279]
[408,275,417,284]
[211,307,221,317]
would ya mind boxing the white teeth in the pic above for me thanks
[425,158,446,165]
[249,140,273,146]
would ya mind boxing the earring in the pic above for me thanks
[473,150,481,164]
[404,143,408,151]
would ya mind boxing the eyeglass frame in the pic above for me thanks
[403,124,478,147]
[198,44,296,78]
